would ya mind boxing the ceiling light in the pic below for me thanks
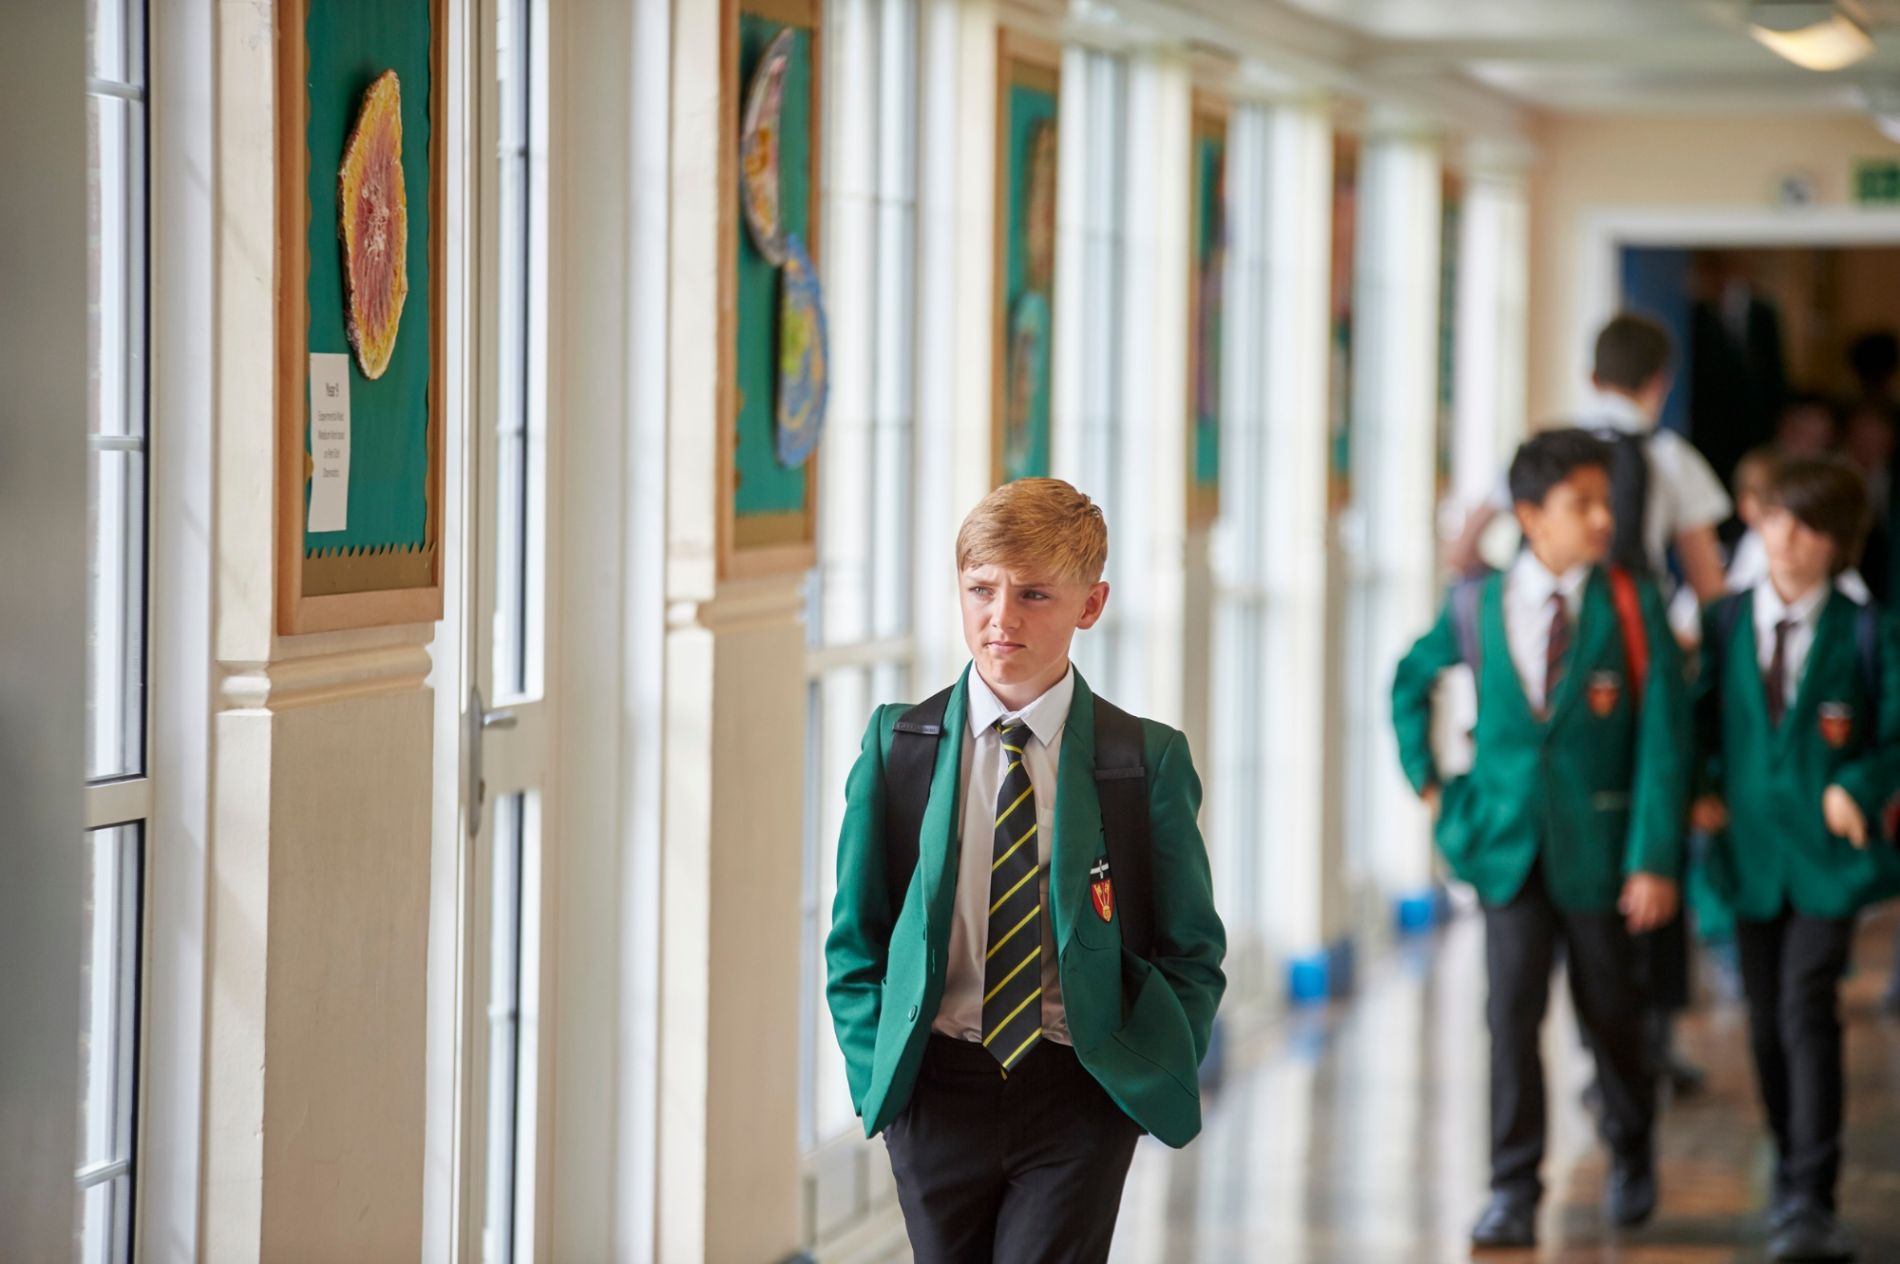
[1749,1,1875,72]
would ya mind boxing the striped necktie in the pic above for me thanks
[983,718,1043,1074]
[1544,591,1570,714]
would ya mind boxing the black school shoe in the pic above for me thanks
[1769,1196,1855,1261]
[1605,1156,1658,1228]
[1470,1194,1537,1249]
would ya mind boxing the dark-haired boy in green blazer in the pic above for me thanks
[1692,455,1900,1263]
[1392,429,1690,1249]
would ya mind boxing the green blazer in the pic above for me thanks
[1697,589,1900,920]
[824,667,1226,1148]
[1390,568,1689,911]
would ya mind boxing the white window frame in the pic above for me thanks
[798,0,923,1254]
[81,2,152,1260]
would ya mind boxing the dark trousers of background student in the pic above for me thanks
[884,1034,1142,1264]
[1735,908,1856,1209]
[1485,862,1656,1203]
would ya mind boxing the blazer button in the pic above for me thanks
[908,1005,919,1022]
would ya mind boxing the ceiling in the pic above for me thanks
[1279,0,1900,113]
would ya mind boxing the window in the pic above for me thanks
[1058,48,1130,703]
[82,0,149,1258]
[799,0,919,1242]
[479,0,549,1258]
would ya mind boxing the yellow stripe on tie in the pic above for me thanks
[989,864,1040,916]
[1000,1029,1043,1070]
[994,785,1034,830]
[984,949,1041,1005]
[1001,743,1024,755]
[991,823,1037,872]
[983,988,1042,1045]
[986,906,1040,961]
[1001,760,1023,779]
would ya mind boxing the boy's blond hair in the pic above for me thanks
[956,478,1109,584]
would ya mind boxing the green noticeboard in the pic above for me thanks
[303,0,433,555]
[734,13,814,524]
[999,75,1057,485]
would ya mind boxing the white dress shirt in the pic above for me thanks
[1503,551,1591,713]
[1488,389,1734,580]
[1752,578,1834,712]
[932,666,1073,1045]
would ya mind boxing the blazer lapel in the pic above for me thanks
[1481,574,1539,726]
[1549,569,1612,728]
[1780,592,1850,754]
[918,666,971,924]
[1050,669,1103,954]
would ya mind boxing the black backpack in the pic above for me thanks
[1596,427,1652,578]
[881,686,1155,958]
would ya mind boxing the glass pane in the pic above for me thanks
[77,826,140,1264]
[483,794,526,1264]
[87,448,148,781]
[87,0,135,86]
[85,83,149,783]
[491,0,543,703]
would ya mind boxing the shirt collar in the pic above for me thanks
[1755,577,1831,629]
[1581,387,1652,435]
[1510,550,1591,608]
[967,664,1074,748]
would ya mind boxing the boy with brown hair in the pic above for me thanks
[1694,456,1900,1261]
[825,478,1226,1263]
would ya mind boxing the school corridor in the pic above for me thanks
[13,0,1900,1262]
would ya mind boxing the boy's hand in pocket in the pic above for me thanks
[1823,785,1868,849]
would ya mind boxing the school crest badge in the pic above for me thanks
[1089,857,1114,923]
[1588,670,1622,718]
[1819,702,1854,750]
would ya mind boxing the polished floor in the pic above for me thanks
[1103,906,1900,1264]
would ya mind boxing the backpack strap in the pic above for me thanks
[1090,695,1154,961]
[1608,567,1650,703]
[1450,572,1491,675]
[1855,599,1881,703]
[883,686,955,917]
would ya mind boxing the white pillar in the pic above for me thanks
[1257,100,1346,986]
[1349,124,1444,919]
[1451,146,1532,518]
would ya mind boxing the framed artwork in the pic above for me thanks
[275,0,447,634]
[992,30,1061,489]
[720,0,825,579]
[1328,132,1359,515]
[1187,97,1227,529]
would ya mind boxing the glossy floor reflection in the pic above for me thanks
[1109,907,1900,1263]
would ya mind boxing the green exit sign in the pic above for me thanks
[1854,159,1900,205]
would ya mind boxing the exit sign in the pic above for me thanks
[1854,159,1900,205]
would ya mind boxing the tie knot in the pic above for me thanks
[1548,592,1566,613]
[996,718,1027,738]
[1778,618,1798,636]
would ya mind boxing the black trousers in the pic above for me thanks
[1484,865,1655,1202]
[884,1034,1142,1264]
[1735,907,1857,1208]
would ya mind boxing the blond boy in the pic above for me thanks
[825,479,1226,1263]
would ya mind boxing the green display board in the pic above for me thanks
[302,0,433,555]
[734,14,812,520]
[1854,159,1900,206]
[1192,131,1225,498]
[1001,80,1057,483]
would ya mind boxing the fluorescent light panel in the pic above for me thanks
[1749,2,1875,72]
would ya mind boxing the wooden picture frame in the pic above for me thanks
[991,29,1062,490]
[718,0,823,581]
[275,0,447,635]
[1187,94,1228,530]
